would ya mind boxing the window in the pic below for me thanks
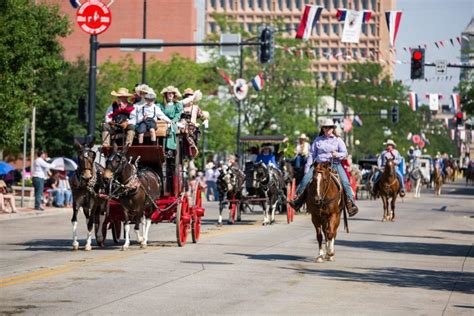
[296,0,302,9]
[342,0,348,7]
[341,72,346,80]
[370,0,376,10]
[324,0,330,9]
[240,0,245,9]
[278,0,283,10]
[210,0,216,8]
[220,0,225,9]
[360,47,367,57]
[354,0,360,10]
[322,47,329,55]
[286,0,292,10]
[332,24,339,34]
[266,0,272,9]
[332,48,338,56]
[331,72,337,81]
[249,0,254,9]
[248,23,255,32]
[210,22,216,32]
[321,72,328,79]
[362,0,368,9]
[361,24,368,35]
[322,23,329,35]
[229,0,233,9]
[257,0,263,9]
[333,0,339,9]
[286,23,292,32]
[294,23,300,32]
[352,48,358,57]
[370,24,376,36]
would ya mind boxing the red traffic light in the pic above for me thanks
[456,112,463,119]
[413,51,423,60]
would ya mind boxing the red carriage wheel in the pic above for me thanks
[291,179,296,221]
[286,183,293,224]
[192,185,204,243]
[176,194,190,247]
[230,203,237,224]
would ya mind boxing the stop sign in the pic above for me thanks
[76,1,112,35]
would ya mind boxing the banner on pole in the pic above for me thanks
[341,10,364,43]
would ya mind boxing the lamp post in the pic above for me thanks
[142,0,147,83]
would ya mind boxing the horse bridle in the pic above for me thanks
[313,165,340,207]
[255,163,270,191]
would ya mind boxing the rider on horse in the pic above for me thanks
[372,139,406,197]
[434,153,445,177]
[289,119,359,216]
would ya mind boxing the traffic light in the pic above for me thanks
[258,26,274,64]
[410,48,425,80]
[456,112,463,126]
[391,106,399,123]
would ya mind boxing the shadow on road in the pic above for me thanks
[431,229,474,236]
[9,239,122,251]
[336,240,472,257]
[282,266,474,294]
[227,252,312,263]
[352,232,444,240]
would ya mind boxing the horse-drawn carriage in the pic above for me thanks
[217,135,295,225]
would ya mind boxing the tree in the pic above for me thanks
[457,72,474,115]
[0,0,70,152]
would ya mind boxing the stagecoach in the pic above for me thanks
[99,133,205,247]
[237,135,296,224]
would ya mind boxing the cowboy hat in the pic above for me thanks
[261,144,274,153]
[135,84,150,94]
[205,162,215,169]
[383,139,397,147]
[320,118,336,127]
[144,92,156,100]
[298,133,309,140]
[160,86,182,98]
[183,88,194,96]
[111,88,132,97]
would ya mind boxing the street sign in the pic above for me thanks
[435,60,447,75]
[220,33,241,56]
[76,1,112,35]
[233,79,248,100]
[120,39,163,52]
[380,109,388,119]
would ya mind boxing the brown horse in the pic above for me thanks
[103,144,162,250]
[375,158,400,222]
[434,165,443,196]
[306,162,346,263]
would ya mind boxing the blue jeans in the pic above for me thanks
[373,170,406,190]
[206,181,219,201]
[296,164,355,203]
[32,177,44,209]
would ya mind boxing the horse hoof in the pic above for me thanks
[84,245,92,251]
[140,243,147,249]
[227,221,234,225]
[98,242,105,248]
[325,256,335,262]
[72,245,79,251]
[217,222,222,227]
[121,246,129,251]
[316,257,324,263]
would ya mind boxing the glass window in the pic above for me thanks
[352,48,358,56]
[342,0,348,7]
[331,72,337,81]
[248,23,254,32]
[361,24,368,35]
[324,0,330,9]
[257,0,263,9]
[286,23,292,32]
[294,23,300,32]
[354,0,360,10]
[370,0,376,10]
[332,24,339,34]
[210,0,216,8]
[286,0,292,10]
[220,0,225,9]
[360,47,367,57]
[322,47,329,55]
[278,0,283,10]
[210,22,216,32]
[266,0,272,9]
[370,24,376,36]
[362,0,368,9]
[295,0,302,9]
[229,0,233,9]
[321,72,328,79]
[333,0,339,9]
[332,48,338,56]
[240,0,245,9]
[322,23,329,34]
[249,0,254,9]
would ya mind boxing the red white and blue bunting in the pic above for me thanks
[385,10,403,47]
[295,5,323,41]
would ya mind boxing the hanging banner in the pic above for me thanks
[385,10,403,47]
[408,92,418,111]
[451,93,461,113]
[295,5,323,41]
[341,10,364,43]
[429,93,440,111]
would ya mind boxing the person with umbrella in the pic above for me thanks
[32,150,54,211]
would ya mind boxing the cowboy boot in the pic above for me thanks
[102,131,111,146]
[289,190,306,211]
[345,196,359,217]
[399,188,406,197]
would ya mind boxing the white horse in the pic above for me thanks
[409,167,429,198]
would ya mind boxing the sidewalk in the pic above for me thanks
[0,205,71,221]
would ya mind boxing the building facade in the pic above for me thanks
[206,0,395,81]
[460,17,473,81]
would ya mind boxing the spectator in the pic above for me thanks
[0,179,16,213]
[205,162,217,201]
[32,150,54,211]
[56,172,72,207]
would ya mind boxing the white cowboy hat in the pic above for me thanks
[383,139,397,147]
[320,118,336,127]
[135,84,150,94]
[260,145,274,153]
[205,162,215,169]
[111,88,132,97]
[144,92,156,100]
[298,133,309,140]
[160,86,182,98]
[183,88,194,96]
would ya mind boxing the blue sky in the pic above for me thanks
[394,0,473,103]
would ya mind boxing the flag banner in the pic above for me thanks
[439,41,445,48]
[251,73,264,91]
[429,93,440,111]
[295,5,323,41]
[450,129,455,140]
[217,68,233,86]
[337,9,371,22]
[70,0,81,8]
[343,118,353,132]
[456,36,461,45]
[407,132,413,141]
[385,10,402,46]
[353,114,363,127]
[341,10,364,43]
[450,38,454,46]
[408,92,418,111]
[434,42,440,49]
[451,93,461,113]
[460,130,466,141]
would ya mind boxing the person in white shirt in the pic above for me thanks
[102,88,137,146]
[295,133,310,169]
[136,92,172,144]
[32,150,54,210]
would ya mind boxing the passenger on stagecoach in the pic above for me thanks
[246,146,259,163]
[289,119,359,216]
[102,87,137,147]
[136,91,172,145]
[256,144,278,168]
[132,84,151,106]
[372,139,406,197]
[179,87,208,157]
[295,133,310,168]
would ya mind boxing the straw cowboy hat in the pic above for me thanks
[111,87,132,97]
[135,84,150,94]
[383,139,397,147]
[298,133,309,140]
[183,88,194,96]
[205,162,215,169]
[320,118,336,127]
[160,86,182,98]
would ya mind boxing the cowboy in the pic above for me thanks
[102,88,137,146]
[132,83,150,106]
[136,91,171,145]
[372,139,406,197]
[433,153,445,177]
[256,144,278,168]
[289,119,359,216]
[179,87,208,157]
[295,133,310,169]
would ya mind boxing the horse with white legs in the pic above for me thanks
[254,162,286,225]
[434,165,443,196]
[409,167,429,198]
[70,139,107,251]
[103,144,161,250]
[374,158,400,222]
[216,166,245,225]
[306,162,346,263]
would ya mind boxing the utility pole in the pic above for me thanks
[333,80,338,112]
[21,124,28,207]
[30,104,36,174]
[142,0,147,84]
[237,43,243,165]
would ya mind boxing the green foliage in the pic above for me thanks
[35,58,88,157]
[0,0,70,151]
[457,72,474,115]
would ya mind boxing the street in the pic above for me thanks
[0,181,473,315]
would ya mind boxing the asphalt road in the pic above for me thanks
[0,181,473,315]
